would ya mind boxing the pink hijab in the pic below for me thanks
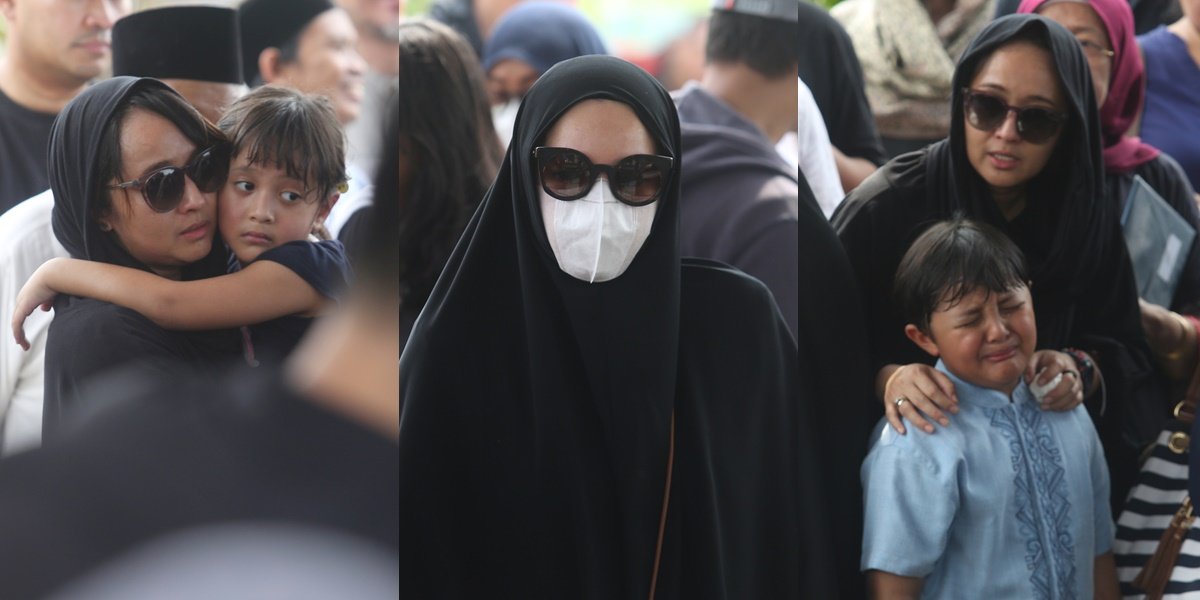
[1018,0,1160,173]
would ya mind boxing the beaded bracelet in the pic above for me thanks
[1063,348,1095,396]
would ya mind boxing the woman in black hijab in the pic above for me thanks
[44,77,239,439]
[399,56,810,598]
[833,14,1154,507]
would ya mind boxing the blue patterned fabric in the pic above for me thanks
[861,361,1113,598]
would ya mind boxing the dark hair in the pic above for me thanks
[893,217,1030,333]
[705,10,798,78]
[217,85,347,206]
[396,18,503,309]
[92,84,225,222]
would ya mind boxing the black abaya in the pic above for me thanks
[398,56,810,598]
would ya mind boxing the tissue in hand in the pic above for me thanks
[1030,371,1063,402]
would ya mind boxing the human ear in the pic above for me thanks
[904,324,941,358]
[258,48,283,84]
[316,193,339,223]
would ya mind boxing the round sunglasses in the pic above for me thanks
[961,89,1067,145]
[108,145,230,213]
[532,146,673,207]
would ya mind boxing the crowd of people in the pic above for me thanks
[15,0,1200,597]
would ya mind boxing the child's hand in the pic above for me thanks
[883,363,959,435]
[1024,350,1083,411]
[10,268,58,351]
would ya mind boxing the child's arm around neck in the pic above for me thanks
[12,255,330,338]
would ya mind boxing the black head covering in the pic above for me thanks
[238,0,335,85]
[49,76,227,279]
[113,6,244,84]
[927,14,1108,296]
[400,55,681,595]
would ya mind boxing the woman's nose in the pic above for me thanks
[993,110,1021,141]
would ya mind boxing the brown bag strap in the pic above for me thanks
[647,412,675,600]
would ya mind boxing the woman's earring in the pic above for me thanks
[99,221,113,232]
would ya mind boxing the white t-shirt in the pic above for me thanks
[789,77,844,219]
[0,189,67,455]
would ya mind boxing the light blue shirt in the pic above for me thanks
[861,361,1114,599]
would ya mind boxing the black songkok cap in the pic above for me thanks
[239,0,335,86]
[113,6,244,84]
[711,0,799,23]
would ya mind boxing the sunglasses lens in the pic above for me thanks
[188,147,228,193]
[143,168,185,212]
[613,157,666,205]
[1016,109,1062,144]
[965,93,1007,131]
[540,150,591,199]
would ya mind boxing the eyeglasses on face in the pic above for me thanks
[1077,38,1115,60]
[961,89,1067,144]
[108,144,230,213]
[532,146,673,207]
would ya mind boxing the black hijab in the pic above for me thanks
[49,76,228,278]
[927,14,1109,296]
[400,55,678,596]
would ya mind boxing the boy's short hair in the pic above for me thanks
[705,9,798,79]
[216,85,346,207]
[894,217,1029,333]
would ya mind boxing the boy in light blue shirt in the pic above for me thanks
[861,218,1120,599]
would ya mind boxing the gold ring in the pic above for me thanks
[893,396,909,408]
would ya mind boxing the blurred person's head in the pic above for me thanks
[338,0,401,43]
[337,0,401,76]
[51,78,228,280]
[0,0,132,103]
[482,2,606,105]
[654,18,707,92]
[112,5,247,123]
[703,0,799,138]
[216,86,346,265]
[239,0,367,124]
[397,18,501,309]
[482,2,605,144]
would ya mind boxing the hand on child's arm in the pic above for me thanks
[879,363,959,436]
[867,570,923,600]
[1025,350,1083,411]
[10,259,65,351]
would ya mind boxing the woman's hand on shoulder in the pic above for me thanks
[881,363,959,436]
[10,259,63,351]
[1025,350,1083,411]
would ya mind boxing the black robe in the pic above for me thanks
[398,56,813,598]
[43,77,239,440]
[832,15,1157,508]
[0,367,398,599]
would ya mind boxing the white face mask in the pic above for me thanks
[539,181,657,283]
[491,99,520,149]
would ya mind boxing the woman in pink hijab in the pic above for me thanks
[1021,0,1200,371]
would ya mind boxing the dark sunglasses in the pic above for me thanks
[961,89,1067,145]
[532,146,673,206]
[108,145,230,213]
